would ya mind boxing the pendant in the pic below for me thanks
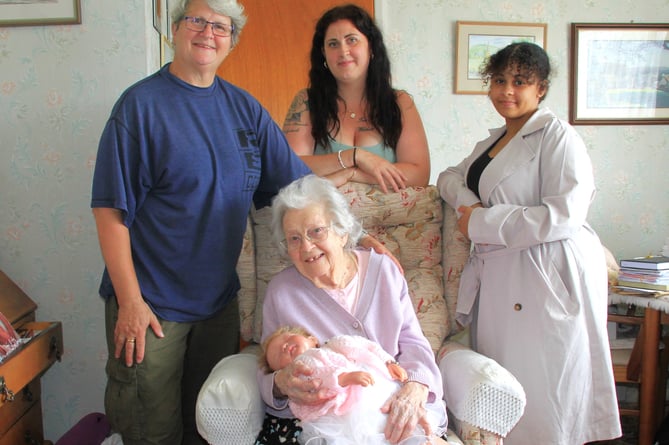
[350,112,356,119]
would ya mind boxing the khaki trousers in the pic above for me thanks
[104,296,240,445]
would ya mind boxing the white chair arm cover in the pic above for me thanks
[196,348,265,445]
[439,346,526,437]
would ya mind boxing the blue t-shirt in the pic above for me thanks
[91,64,310,322]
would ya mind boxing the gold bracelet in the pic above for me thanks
[337,150,348,169]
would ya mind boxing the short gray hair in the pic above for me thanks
[271,175,363,257]
[171,0,247,47]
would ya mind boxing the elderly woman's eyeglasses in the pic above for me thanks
[283,226,330,250]
[182,16,234,37]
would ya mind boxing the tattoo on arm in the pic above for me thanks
[284,92,309,126]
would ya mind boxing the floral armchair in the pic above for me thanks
[195,184,526,445]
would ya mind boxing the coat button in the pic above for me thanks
[514,303,522,311]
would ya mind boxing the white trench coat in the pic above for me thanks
[437,108,621,445]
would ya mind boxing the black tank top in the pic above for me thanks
[466,147,494,200]
[466,132,506,199]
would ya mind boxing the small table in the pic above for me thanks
[609,291,669,445]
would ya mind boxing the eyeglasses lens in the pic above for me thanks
[285,226,329,250]
[183,16,233,37]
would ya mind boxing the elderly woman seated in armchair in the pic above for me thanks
[255,174,449,445]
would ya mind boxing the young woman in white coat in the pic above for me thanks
[437,43,621,444]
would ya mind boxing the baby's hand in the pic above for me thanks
[338,370,375,387]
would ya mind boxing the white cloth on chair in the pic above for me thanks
[196,349,265,444]
[439,348,525,437]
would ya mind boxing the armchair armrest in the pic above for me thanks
[196,343,524,445]
[196,347,264,445]
[438,341,526,437]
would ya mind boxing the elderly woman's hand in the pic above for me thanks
[359,234,404,274]
[381,381,431,444]
[273,360,335,406]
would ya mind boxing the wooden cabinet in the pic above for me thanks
[0,270,63,445]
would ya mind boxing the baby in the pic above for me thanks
[261,326,441,445]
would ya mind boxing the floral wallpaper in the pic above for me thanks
[0,0,667,440]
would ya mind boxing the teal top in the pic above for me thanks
[315,138,397,163]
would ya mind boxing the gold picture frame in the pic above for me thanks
[153,0,170,38]
[0,0,81,27]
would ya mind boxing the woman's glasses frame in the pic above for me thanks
[182,16,234,37]
[282,226,331,251]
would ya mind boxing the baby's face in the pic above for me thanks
[266,332,317,371]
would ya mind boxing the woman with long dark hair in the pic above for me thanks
[282,4,430,193]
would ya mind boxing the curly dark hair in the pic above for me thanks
[307,4,401,151]
[480,42,552,102]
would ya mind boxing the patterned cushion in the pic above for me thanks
[339,183,446,352]
[250,205,291,343]
[237,216,257,342]
[441,203,471,337]
[449,418,503,445]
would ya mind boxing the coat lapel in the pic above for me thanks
[478,108,554,205]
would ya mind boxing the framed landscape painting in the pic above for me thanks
[455,21,547,94]
[570,23,669,125]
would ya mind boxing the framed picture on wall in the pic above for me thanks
[0,0,81,27]
[455,21,547,94]
[160,35,174,66]
[570,23,669,125]
[153,0,170,39]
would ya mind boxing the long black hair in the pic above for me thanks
[307,4,401,151]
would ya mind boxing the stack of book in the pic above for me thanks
[616,255,669,293]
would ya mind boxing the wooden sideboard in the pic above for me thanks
[0,270,63,445]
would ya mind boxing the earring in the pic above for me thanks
[323,61,328,69]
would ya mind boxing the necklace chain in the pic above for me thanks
[343,100,364,120]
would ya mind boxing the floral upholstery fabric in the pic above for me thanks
[441,197,471,337]
[450,418,504,445]
[340,183,448,352]
[237,216,257,342]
